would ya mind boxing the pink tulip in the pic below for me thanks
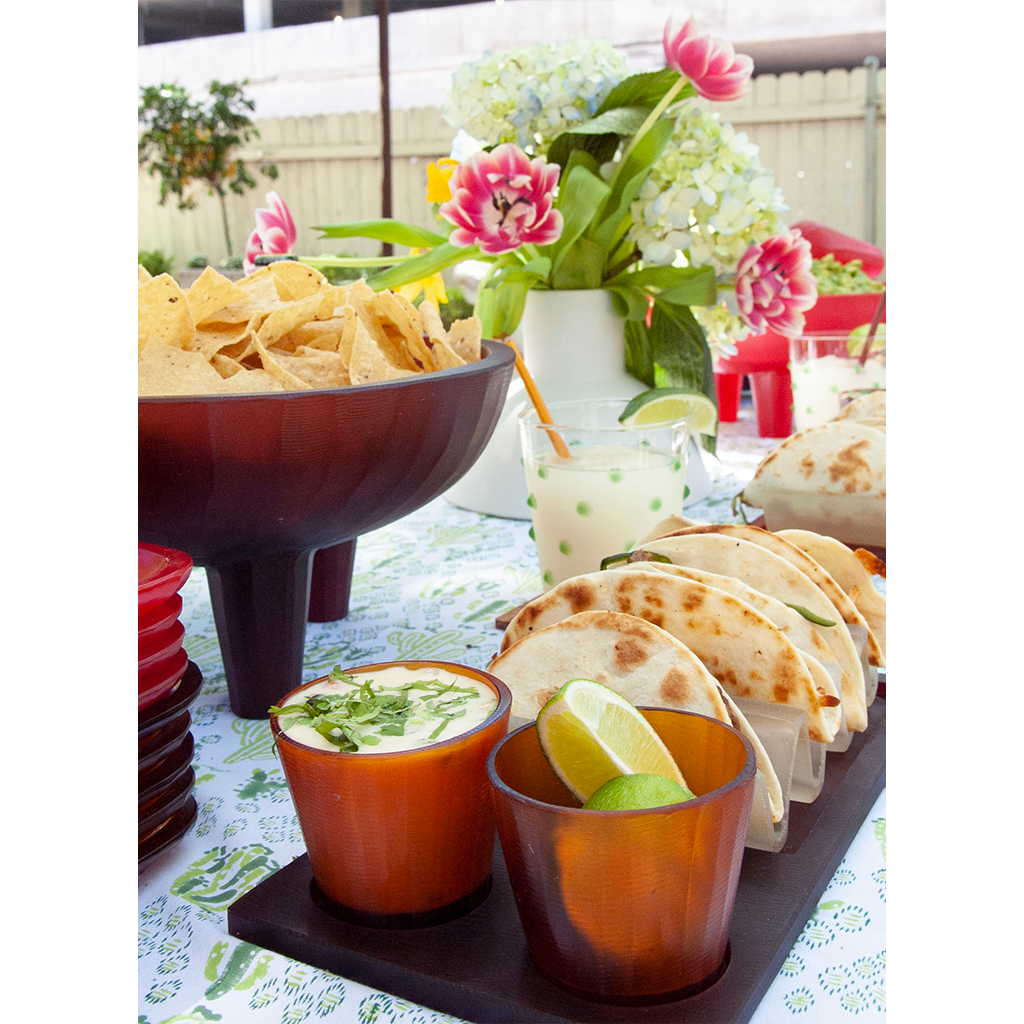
[663,15,753,102]
[438,143,563,256]
[735,230,818,338]
[243,191,297,274]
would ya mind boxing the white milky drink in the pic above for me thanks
[790,334,886,431]
[276,665,498,753]
[526,441,686,587]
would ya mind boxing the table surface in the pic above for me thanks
[138,403,886,1023]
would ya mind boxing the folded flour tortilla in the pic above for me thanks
[488,609,785,822]
[651,524,884,669]
[635,532,869,732]
[499,569,842,745]
[777,528,886,659]
[613,561,844,710]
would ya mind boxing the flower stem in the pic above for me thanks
[609,76,687,192]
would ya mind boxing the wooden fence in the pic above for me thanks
[138,66,885,272]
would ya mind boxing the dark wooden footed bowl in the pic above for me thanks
[139,340,515,718]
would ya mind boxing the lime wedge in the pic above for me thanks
[582,773,695,810]
[846,323,886,357]
[619,388,718,435]
[536,679,687,803]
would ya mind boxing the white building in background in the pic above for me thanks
[138,0,886,120]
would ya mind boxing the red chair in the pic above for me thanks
[714,223,885,437]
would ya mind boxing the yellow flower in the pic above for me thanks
[425,158,459,203]
[397,248,448,306]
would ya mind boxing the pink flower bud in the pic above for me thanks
[243,191,298,274]
[663,15,753,102]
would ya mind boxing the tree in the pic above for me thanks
[138,79,278,258]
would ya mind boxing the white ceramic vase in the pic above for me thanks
[444,288,713,519]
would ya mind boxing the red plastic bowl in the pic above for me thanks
[139,594,183,641]
[139,544,192,614]
[139,647,188,710]
[139,619,186,674]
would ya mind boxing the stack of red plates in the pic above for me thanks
[139,543,201,866]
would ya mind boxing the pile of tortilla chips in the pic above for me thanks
[138,262,482,397]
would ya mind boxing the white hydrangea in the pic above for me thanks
[627,104,790,280]
[443,40,632,156]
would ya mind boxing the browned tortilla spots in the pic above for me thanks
[827,438,872,492]
[799,453,816,479]
[680,589,704,612]
[563,580,596,614]
[613,637,647,670]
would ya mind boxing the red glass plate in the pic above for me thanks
[139,594,183,641]
[139,619,186,674]
[139,544,193,614]
[139,647,188,711]
[139,661,203,737]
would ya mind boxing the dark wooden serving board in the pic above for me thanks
[228,699,885,1023]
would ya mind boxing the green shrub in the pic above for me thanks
[188,255,210,268]
[138,249,174,278]
[219,255,244,270]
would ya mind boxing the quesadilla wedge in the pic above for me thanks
[777,528,886,658]
[488,609,785,822]
[613,560,844,710]
[500,569,842,745]
[648,524,884,669]
[634,533,868,732]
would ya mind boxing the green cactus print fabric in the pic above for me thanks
[139,410,885,1022]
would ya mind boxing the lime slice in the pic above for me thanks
[846,323,886,357]
[582,773,695,810]
[619,388,718,435]
[536,679,687,802]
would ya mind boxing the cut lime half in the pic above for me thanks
[619,388,718,436]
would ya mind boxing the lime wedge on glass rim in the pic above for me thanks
[846,323,886,357]
[618,388,718,436]
[535,678,688,804]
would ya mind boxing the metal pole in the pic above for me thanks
[863,56,880,246]
[378,0,393,257]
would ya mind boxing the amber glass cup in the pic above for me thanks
[271,661,512,928]
[487,708,755,1004]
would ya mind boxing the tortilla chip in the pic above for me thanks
[266,347,350,389]
[256,294,325,349]
[447,316,483,362]
[275,320,344,354]
[414,301,466,371]
[138,274,195,357]
[139,340,224,395]
[210,367,289,393]
[251,336,313,390]
[348,317,417,385]
[314,284,351,319]
[185,267,250,325]
[267,261,328,300]
[200,275,281,325]
[187,320,253,361]
[138,264,152,285]
[347,282,419,371]
[210,353,245,379]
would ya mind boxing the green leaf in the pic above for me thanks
[550,236,607,290]
[364,242,478,290]
[547,164,612,280]
[547,106,652,170]
[605,265,717,309]
[315,219,449,248]
[623,302,717,456]
[485,278,531,338]
[595,68,691,115]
